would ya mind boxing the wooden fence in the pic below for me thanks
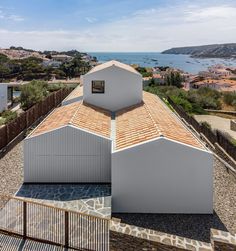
[167,97,236,161]
[0,88,72,152]
[0,196,109,250]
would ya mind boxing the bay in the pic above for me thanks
[89,52,236,74]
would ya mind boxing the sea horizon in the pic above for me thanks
[89,52,236,74]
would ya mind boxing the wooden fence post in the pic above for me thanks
[6,124,9,145]
[23,201,27,239]
[65,211,69,248]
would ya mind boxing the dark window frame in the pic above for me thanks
[91,80,105,94]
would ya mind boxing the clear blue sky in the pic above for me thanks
[0,0,235,51]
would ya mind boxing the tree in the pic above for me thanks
[148,78,155,86]
[20,80,48,110]
[0,53,9,63]
[0,65,11,80]
[60,56,91,78]
[164,71,183,88]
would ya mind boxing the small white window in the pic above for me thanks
[92,81,105,94]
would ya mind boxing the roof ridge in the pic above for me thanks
[69,101,83,125]
[144,102,163,137]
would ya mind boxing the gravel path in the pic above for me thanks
[0,143,23,209]
[0,142,235,242]
[214,157,236,235]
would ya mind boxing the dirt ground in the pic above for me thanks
[195,114,236,139]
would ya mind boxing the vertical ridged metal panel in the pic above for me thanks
[112,137,213,213]
[24,126,111,183]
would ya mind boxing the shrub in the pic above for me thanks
[200,121,212,129]
[47,83,65,92]
[164,71,183,88]
[170,95,193,113]
[142,72,153,77]
[1,110,17,124]
[144,85,223,114]
[20,80,48,110]
[0,117,6,125]
[191,103,207,114]
[223,92,236,106]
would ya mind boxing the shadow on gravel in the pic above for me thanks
[112,211,227,243]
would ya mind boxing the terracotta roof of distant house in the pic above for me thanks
[87,60,141,75]
[30,101,111,138]
[153,73,162,78]
[192,79,236,91]
[115,92,204,150]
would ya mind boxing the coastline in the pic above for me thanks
[89,52,236,74]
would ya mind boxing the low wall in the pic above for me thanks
[211,229,236,251]
[110,219,236,251]
[110,219,212,251]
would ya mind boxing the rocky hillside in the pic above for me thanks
[162,43,236,58]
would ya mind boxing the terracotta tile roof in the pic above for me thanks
[62,85,83,102]
[30,101,111,138]
[115,103,162,149]
[87,60,140,75]
[115,92,204,150]
[30,90,203,150]
[70,102,111,138]
[31,102,79,137]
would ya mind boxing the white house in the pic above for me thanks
[24,60,213,214]
[82,60,143,111]
[0,84,8,113]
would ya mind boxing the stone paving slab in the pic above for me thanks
[15,183,111,219]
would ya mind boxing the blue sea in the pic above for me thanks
[89,52,236,74]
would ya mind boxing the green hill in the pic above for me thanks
[162,43,236,58]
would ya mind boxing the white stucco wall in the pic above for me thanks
[112,137,213,214]
[24,125,111,183]
[0,84,8,113]
[83,66,142,111]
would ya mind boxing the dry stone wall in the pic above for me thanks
[110,219,236,251]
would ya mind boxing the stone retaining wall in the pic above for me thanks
[110,219,212,251]
[110,219,236,251]
[211,229,236,251]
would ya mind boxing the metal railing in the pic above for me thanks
[0,196,109,251]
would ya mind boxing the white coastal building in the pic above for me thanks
[0,83,9,113]
[24,60,213,214]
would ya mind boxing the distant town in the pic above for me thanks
[1,46,236,93]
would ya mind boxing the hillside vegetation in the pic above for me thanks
[0,48,91,81]
[162,43,236,58]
